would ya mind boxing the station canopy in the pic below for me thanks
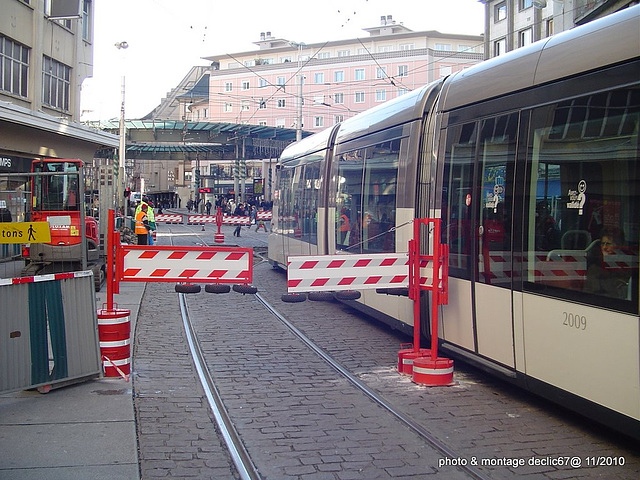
[97,120,311,159]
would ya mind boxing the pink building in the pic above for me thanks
[193,15,484,133]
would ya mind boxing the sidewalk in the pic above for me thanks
[0,282,145,480]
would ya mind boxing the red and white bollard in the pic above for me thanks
[214,207,224,244]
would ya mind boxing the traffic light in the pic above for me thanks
[194,169,201,189]
[124,187,131,198]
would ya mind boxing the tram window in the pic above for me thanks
[279,162,321,243]
[300,161,321,244]
[524,87,639,312]
[277,166,296,236]
[336,139,399,253]
[441,122,476,280]
[477,113,517,288]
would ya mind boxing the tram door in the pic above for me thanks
[472,114,518,368]
[441,113,517,367]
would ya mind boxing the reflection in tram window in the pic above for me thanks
[335,139,399,253]
[477,114,517,288]
[524,87,639,310]
[442,122,476,280]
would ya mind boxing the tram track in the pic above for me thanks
[140,220,638,480]
[180,286,489,480]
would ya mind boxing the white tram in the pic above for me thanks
[268,6,640,439]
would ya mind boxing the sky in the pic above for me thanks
[80,0,485,122]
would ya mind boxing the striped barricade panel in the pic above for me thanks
[287,253,410,293]
[257,211,272,221]
[222,215,251,226]
[119,246,252,284]
[187,215,218,224]
[155,214,183,224]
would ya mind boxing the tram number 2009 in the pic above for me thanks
[563,312,587,330]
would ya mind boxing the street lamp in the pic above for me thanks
[115,41,128,216]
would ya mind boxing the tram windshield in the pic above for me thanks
[32,161,80,212]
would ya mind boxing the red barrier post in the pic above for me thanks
[107,209,115,310]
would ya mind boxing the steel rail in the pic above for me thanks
[255,291,493,480]
[179,293,262,480]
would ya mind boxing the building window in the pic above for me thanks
[355,91,365,103]
[355,68,365,81]
[375,90,386,102]
[259,78,268,88]
[520,0,533,9]
[42,56,70,111]
[495,1,507,21]
[375,67,387,79]
[317,52,330,59]
[337,50,350,57]
[276,118,285,128]
[494,38,506,56]
[334,93,344,104]
[258,120,267,126]
[242,81,250,90]
[277,76,286,86]
[225,82,233,92]
[0,36,29,98]
[259,99,267,109]
[241,101,250,111]
[82,1,92,41]
[277,99,286,108]
[520,28,533,47]
[224,103,232,112]
[334,115,344,124]
[314,116,324,127]
[398,65,408,77]
[280,56,292,63]
[314,72,325,84]
[546,19,554,37]
[435,43,452,51]
[378,45,393,53]
[399,43,414,51]
[334,70,345,82]
[397,88,409,96]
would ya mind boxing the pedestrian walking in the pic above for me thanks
[233,203,244,237]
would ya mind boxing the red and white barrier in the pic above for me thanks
[257,211,272,221]
[287,253,409,292]
[118,245,252,284]
[222,215,251,226]
[0,270,92,286]
[155,214,183,224]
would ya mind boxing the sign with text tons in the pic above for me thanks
[0,222,51,244]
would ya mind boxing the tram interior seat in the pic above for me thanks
[561,230,592,249]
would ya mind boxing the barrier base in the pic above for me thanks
[97,308,131,379]
[214,233,224,244]
[397,348,431,375]
[412,356,455,386]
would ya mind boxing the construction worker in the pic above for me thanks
[135,197,156,245]
[135,204,150,245]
